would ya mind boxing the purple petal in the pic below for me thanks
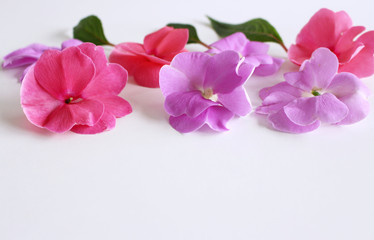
[207,32,248,54]
[285,48,338,91]
[61,39,83,49]
[256,91,298,115]
[218,86,251,116]
[259,82,302,101]
[205,106,235,131]
[169,111,208,133]
[326,72,370,98]
[314,93,349,123]
[159,65,193,97]
[204,51,244,94]
[168,52,211,89]
[283,97,318,125]
[254,57,284,76]
[2,43,52,69]
[268,108,320,133]
[336,93,370,125]
[164,91,219,117]
[242,41,270,56]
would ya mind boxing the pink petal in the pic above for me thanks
[204,51,244,94]
[109,46,149,75]
[133,61,163,88]
[334,26,365,63]
[42,105,76,133]
[168,52,211,89]
[71,110,116,134]
[144,27,188,59]
[336,93,370,125]
[169,111,208,133]
[34,47,95,100]
[268,108,320,133]
[164,91,219,117]
[77,43,107,73]
[288,44,314,65]
[205,106,235,131]
[21,67,63,128]
[159,65,193,97]
[95,95,132,118]
[218,86,251,116]
[67,99,104,126]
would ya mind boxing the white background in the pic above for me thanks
[1,0,374,239]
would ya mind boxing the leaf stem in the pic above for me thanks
[198,41,212,49]
[280,42,288,53]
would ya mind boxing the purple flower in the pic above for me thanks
[159,51,253,133]
[206,32,284,76]
[256,47,370,133]
[2,39,82,81]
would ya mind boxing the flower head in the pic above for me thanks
[21,43,132,134]
[109,26,188,88]
[159,51,252,133]
[2,39,82,81]
[206,32,283,76]
[257,48,370,133]
[288,8,374,78]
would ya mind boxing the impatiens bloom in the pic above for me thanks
[288,8,374,78]
[206,32,283,76]
[109,26,188,88]
[159,51,253,133]
[257,48,370,133]
[2,39,82,81]
[21,43,132,134]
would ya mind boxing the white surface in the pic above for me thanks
[1,0,374,239]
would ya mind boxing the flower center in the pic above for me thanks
[202,88,218,102]
[65,97,73,104]
[64,97,83,104]
[311,90,321,96]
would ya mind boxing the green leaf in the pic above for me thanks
[73,15,113,46]
[207,16,287,52]
[167,23,202,44]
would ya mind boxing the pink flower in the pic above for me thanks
[257,48,370,133]
[21,43,132,134]
[288,8,374,78]
[206,32,283,76]
[159,51,252,133]
[109,26,188,88]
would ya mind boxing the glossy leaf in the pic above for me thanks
[167,23,201,44]
[73,15,113,46]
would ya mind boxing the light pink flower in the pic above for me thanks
[109,26,188,88]
[257,48,370,133]
[21,43,132,134]
[288,8,374,78]
[160,51,252,133]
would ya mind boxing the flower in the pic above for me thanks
[288,8,374,78]
[21,42,132,134]
[159,51,253,133]
[109,26,188,88]
[206,32,283,76]
[256,48,370,133]
[2,39,82,81]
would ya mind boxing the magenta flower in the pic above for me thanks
[288,8,374,78]
[2,39,82,81]
[21,43,132,134]
[159,51,253,133]
[206,32,283,76]
[257,48,370,133]
[109,26,188,88]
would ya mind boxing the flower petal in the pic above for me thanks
[34,47,95,100]
[21,67,63,128]
[164,91,219,117]
[159,65,193,97]
[315,93,349,123]
[168,52,211,89]
[133,61,162,88]
[334,26,365,63]
[259,81,302,101]
[326,72,368,98]
[336,93,370,125]
[218,86,251,116]
[268,108,320,133]
[169,111,208,133]
[42,105,76,133]
[283,97,318,125]
[253,57,284,76]
[204,51,244,94]
[207,32,248,53]
[67,99,104,126]
[71,110,116,134]
[95,95,132,118]
[256,91,298,115]
[205,106,235,131]
[61,39,83,49]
